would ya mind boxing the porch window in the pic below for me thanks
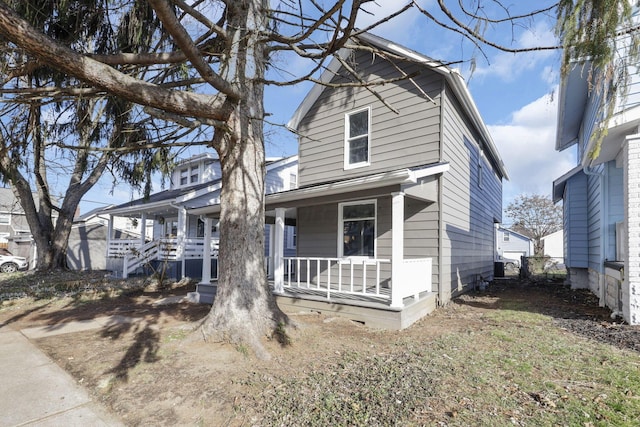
[286,226,297,249]
[166,220,178,237]
[344,107,371,169]
[339,201,376,257]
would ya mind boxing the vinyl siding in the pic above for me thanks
[440,84,502,301]
[296,193,440,288]
[297,51,443,187]
[563,171,589,268]
[265,161,298,194]
[586,165,604,271]
[497,229,532,256]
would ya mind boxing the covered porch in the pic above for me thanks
[188,162,448,328]
[102,180,222,280]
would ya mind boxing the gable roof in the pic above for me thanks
[497,225,532,242]
[287,32,508,180]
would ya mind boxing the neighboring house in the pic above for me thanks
[67,206,152,270]
[495,226,533,264]
[0,187,34,246]
[0,187,60,267]
[188,33,508,329]
[541,229,564,259]
[103,153,298,298]
[553,16,640,324]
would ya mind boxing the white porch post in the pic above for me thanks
[140,213,147,245]
[268,223,275,279]
[200,217,212,284]
[391,192,405,308]
[273,208,286,293]
[623,134,640,325]
[177,206,187,279]
[107,215,114,254]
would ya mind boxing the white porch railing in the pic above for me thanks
[282,257,391,300]
[278,256,433,307]
[109,238,219,259]
[117,238,219,278]
[123,240,161,278]
[393,258,432,307]
[108,239,141,258]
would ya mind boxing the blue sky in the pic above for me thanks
[80,1,576,218]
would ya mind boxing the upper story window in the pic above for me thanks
[190,165,199,183]
[0,214,10,225]
[289,173,298,190]
[344,107,371,169]
[503,232,510,242]
[179,168,188,186]
[178,164,201,187]
[339,200,376,257]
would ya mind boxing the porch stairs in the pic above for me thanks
[123,240,160,278]
[193,283,217,304]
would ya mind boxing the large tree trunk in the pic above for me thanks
[200,0,288,358]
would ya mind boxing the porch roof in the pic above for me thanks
[102,179,222,217]
[552,165,584,203]
[187,162,450,216]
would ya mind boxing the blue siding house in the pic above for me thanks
[553,17,640,324]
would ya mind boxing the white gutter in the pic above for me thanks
[102,199,174,216]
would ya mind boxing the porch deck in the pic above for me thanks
[195,280,438,330]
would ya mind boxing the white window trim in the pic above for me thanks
[337,199,377,259]
[344,106,371,170]
[0,213,10,225]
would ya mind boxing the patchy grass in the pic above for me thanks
[0,270,149,304]
[247,314,640,426]
[1,275,639,426]
[244,288,640,426]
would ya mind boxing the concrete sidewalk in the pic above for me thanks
[0,320,126,427]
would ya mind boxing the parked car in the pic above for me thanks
[0,249,28,273]
[503,257,521,271]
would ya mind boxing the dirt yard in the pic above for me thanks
[1,273,639,426]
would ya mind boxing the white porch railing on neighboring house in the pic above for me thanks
[277,257,432,308]
[115,237,219,278]
[108,239,142,258]
[123,240,161,277]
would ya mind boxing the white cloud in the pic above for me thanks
[356,1,431,45]
[488,90,575,207]
[472,22,557,82]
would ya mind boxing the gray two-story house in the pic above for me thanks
[232,33,508,329]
